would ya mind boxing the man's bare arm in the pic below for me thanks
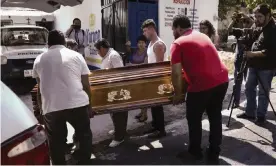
[153,41,166,62]
[81,75,92,107]
[65,25,74,37]
[35,78,42,114]
[171,63,187,96]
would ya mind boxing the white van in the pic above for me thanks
[1,25,48,94]
[1,81,50,165]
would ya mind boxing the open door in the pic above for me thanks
[1,0,83,13]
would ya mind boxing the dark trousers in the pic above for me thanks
[186,82,228,157]
[44,105,92,165]
[110,112,128,141]
[151,106,165,132]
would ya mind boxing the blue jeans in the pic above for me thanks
[245,68,275,117]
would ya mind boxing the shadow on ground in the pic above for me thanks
[89,113,276,165]
[86,82,276,165]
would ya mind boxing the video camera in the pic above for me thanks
[232,28,261,51]
[231,12,243,21]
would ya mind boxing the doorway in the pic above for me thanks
[127,0,158,48]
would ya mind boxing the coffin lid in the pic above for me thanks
[89,62,171,85]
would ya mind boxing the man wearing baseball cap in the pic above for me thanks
[237,4,276,124]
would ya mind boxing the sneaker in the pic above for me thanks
[147,131,167,139]
[109,139,124,148]
[236,113,255,120]
[108,130,115,135]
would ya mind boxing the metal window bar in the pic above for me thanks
[101,0,127,52]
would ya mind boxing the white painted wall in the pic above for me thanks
[196,0,219,31]
[0,7,55,25]
[53,0,219,68]
[54,0,101,34]
[54,0,102,69]
[159,0,219,58]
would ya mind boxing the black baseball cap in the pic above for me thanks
[253,4,271,16]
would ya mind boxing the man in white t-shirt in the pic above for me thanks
[141,19,167,138]
[33,30,93,165]
[94,38,127,148]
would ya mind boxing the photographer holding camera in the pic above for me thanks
[65,18,88,57]
[228,12,254,108]
[236,4,276,124]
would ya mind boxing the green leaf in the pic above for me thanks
[245,0,276,9]
[218,0,276,20]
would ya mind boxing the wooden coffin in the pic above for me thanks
[31,61,177,116]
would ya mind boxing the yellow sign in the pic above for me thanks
[89,14,96,30]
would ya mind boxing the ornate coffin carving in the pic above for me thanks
[31,61,177,116]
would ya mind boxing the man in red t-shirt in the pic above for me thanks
[170,15,229,164]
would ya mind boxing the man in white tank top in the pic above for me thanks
[141,19,167,138]
[142,20,168,63]
[147,37,168,63]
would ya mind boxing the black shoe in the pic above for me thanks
[143,128,157,135]
[206,149,219,165]
[188,149,203,160]
[147,131,167,139]
[76,159,91,165]
[236,113,255,120]
[71,151,91,165]
[67,143,75,149]
[255,117,266,125]
[233,103,240,108]
[206,158,219,165]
